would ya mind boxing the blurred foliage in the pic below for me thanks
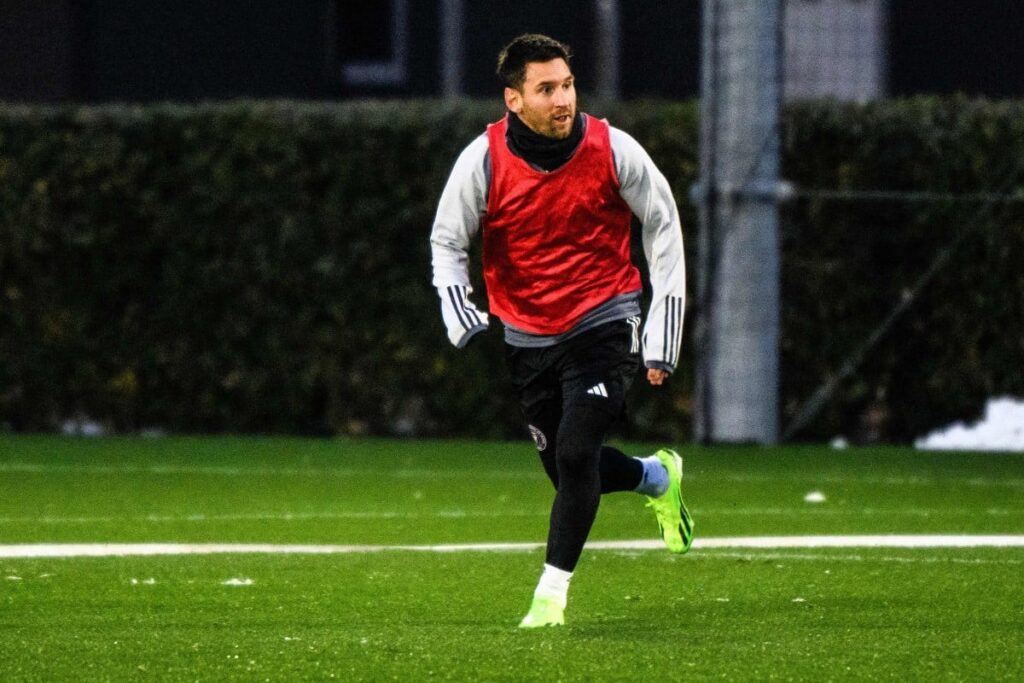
[782,97,1024,443]
[0,98,1020,442]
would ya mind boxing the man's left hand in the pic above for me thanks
[647,368,668,386]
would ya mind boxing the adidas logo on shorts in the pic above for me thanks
[586,382,608,398]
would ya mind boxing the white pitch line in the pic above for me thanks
[2,535,1024,558]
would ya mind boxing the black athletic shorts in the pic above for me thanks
[505,319,641,449]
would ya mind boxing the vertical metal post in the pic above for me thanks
[694,0,782,444]
[694,0,719,444]
[594,0,621,100]
[440,0,465,98]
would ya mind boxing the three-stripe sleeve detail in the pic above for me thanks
[661,295,684,366]
[627,316,641,354]
[446,285,481,331]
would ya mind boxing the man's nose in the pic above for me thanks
[553,88,569,107]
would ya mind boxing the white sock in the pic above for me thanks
[634,455,669,497]
[534,563,572,608]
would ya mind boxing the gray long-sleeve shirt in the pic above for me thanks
[430,120,686,372]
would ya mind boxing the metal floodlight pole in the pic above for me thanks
[693,0,720,444]
[440,0,465,98]
[693,0,783,444]
[594,0,621,100]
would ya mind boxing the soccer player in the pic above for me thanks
[430,34,694,628]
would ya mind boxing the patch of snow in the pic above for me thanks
[915,397,1024,452]
[60,418,106,437]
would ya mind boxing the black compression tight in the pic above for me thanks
[542,397,643,572]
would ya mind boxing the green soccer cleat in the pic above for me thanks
[645,448,695,554]
[518,595,565,628]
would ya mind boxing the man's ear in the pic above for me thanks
[504,87,523,114]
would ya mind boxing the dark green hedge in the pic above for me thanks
[0,98,1020,442]
[782,98,1024,442]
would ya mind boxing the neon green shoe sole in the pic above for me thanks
[518,595,565,628]
[645,448,695,554]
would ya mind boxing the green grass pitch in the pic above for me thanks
[1,435,1023,681]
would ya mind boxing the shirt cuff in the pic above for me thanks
[456,324,488,349]
[644,360,674,374]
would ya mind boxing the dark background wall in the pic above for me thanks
[82,1,333,101]
[462,0,596,97]
[887,1,1024,97]
[619,3,702,100]
[0,0,79,102]
[1,1,1023,102]
[0,1,326,102]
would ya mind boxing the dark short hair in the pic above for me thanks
[496,34,572,90]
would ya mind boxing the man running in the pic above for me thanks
[430,33,694,628]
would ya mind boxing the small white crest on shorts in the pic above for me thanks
[528,425,548,451]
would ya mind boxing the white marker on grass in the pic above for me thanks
[804,491,827,503]
[222,577,254,586]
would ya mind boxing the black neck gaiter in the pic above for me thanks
[506,112,585,172]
